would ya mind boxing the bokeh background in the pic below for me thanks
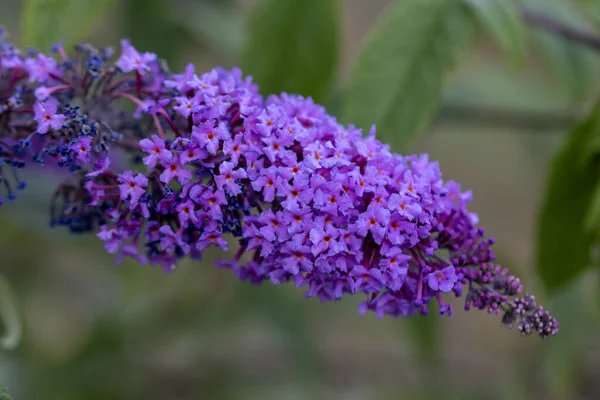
[1,0,600,399]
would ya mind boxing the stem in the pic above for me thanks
[521,6,600,52]
[435,103,578,131]
[152,114,166,139]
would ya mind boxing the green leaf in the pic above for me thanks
[536,103,600,291]
[21,0,117,51]
[341,0,472,152]
[585,177,600,237]
[240,0,340,103]
[465,0,527,67]
[0,274,22,350]
[121,0,194,68]
[172,1,242,62]
[522,0,598,101]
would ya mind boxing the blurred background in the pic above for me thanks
[1,0,600,399]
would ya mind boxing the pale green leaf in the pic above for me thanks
[241,0,340,103]
[466,0,527,67]
[536,102,600,291]
[21,0,117,50]
[0,274,21,350]
[342,0,472,152]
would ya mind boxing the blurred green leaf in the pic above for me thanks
[536,102,600,291]
[0,274,22,350]
[121,0,193,68]
[172,0,242,62]
[585,180,600,237]
[342,0,472,152]
[466,0,527,67]
[240,0,340,103]
[522,0,598,102]
[21,0,117,50]
[0,386,13,400]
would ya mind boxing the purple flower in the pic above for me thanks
[176,199,199,227]
[86,157,111,177]
[197,230,228,252]
[159,225,191,255]
[164,63,196,91]
[118,171,148,205]
[192,122,230,154]
[252,166,282,203]
[222,134,247,166]
[179,146,207,165]
[388,192,422,221]
[70,136,92,163]
[309,224,342,257]
[115,39,157,74]
[281,241,313,274]
[350,265,383,294]
[257,209,288,242]
[280,177,314,212]
[116,244,147,265]
[355,207,390,243]
[215,161,247,196]
[173,96,196,118]
[428,265,457,293]
[34,99,65,133]
[25,53,59,82]
[0,33,557,339]
[139,134,172,168]
[160,158,192,185]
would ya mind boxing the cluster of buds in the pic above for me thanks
[0,29,558,338]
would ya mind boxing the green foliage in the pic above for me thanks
[21,0,117,50]
[342,0,472,152]
[172,0,242,62]
[522,0,598,101]
[585,179,600,241]
[121,0,193,68]
[466,0,527,67]
[536,103,600,292]
[0,274,22,350]
[240,0,340,104]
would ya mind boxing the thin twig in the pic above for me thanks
[435,103,578,132]
[521,6,600,52]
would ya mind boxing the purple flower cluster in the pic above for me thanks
[0,29,558,339]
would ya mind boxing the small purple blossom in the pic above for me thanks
[118,171,148,205]
[139,134,172,168]
[34,99,65,133]
[115,39,157,74]
[428,265,457,293]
